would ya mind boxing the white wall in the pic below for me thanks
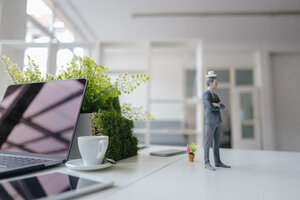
[0,0,27,100]
[101,46,149,110]
[101,45,197,121]
[203,50,255,68]
[150,48,196,121]
[102,47,148,72]
[271,53,300,152]
[0,0,27,40]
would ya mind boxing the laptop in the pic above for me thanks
[0,78,87,178]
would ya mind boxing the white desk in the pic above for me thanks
[3,146,300,200]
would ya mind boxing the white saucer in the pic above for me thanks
[65,159,113,171]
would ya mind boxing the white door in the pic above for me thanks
[232,87,261,149]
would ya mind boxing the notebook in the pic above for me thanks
[150,149,186,157]
[0,78,87,177]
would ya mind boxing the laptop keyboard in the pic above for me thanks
[0,155,50,168]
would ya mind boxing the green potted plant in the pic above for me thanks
[0,55,154,161]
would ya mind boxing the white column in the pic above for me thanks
[145,41,152,146]
[196,41,204,147]
[94,41,101,65]
[47,43,58,75]
[255,49,275,150]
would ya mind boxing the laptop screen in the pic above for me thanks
[0,79,86,157]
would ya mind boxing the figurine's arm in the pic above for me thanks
[216,95,225,110]
[218,102,225,110]
[203,93,221,112]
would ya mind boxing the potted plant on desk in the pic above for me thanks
[0,55,155,161]
[186,143,199,162]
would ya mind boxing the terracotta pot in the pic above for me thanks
[188,153,195,162]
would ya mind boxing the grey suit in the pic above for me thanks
[202,89,225,164]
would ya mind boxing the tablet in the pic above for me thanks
[150,149,186,157]
[0,172,114,200]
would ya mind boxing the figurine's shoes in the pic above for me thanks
[215,162,231,168]
[205,163,216,171]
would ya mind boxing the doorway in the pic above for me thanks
[214,88,231,148]
[204,68,259,149]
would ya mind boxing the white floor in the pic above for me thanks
[104,148,300,200]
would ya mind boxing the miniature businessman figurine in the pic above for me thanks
[202,71,231,171]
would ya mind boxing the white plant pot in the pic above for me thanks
[69,113,92,160]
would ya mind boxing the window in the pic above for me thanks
[26,0,79,43]
[24,48,48,77]
[214,69,230,83]
[242,125,254,139]
[56,49,74,74]
[240,93,253,120]
[236,69,253,85]
[240,92,254,139]
[26,21,50,43]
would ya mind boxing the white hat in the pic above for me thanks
[205,70,217,78]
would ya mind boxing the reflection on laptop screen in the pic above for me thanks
[0,79,86,157]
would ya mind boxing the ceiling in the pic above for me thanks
[51,0,300,44]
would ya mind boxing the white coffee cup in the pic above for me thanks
[78,136,109,166]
